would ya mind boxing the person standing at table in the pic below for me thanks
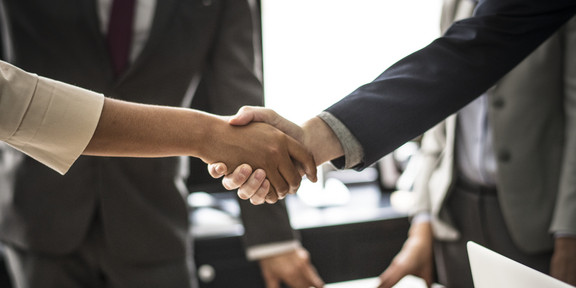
[376,1,576,287]
[208,1,576,287]
[0,1,323,288]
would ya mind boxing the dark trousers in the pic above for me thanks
[434,180,552,288]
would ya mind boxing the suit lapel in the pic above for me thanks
[125,0,178,77]
[80,0,115,81]
[82,0,179,84]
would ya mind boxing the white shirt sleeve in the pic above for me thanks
[245,240,302,261]
[0,61,104,175]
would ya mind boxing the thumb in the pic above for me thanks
[229,106,279,126]
[229,106,260,126]
[207,162,228,178]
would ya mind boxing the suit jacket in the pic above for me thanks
[411,13,576,253]
[324,0,576,253]
[0,0,297,264]
[325,0,576,170]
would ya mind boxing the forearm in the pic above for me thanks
[84,98,215,158]
[86,99,314,197]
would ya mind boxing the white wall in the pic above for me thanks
[261,0,443,124]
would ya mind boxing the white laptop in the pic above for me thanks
[325,275,428,288]
[467,241,575,288]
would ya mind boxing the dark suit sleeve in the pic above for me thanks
[204,0,299,249]
[325,0,576,170]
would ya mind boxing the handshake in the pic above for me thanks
[203,106,344,205]
[80,98,345,204]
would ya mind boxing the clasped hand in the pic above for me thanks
[200,111,317,204]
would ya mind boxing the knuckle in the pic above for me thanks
[275,182,289,195]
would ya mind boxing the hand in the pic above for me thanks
[200,115,316,199]
[209,106,344,203]
[550,237,576,286]
[209,106,313,202]
[210,163,274,205]
[377,221,434,288]
[258,248,325,288]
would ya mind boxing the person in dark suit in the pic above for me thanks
[375,2,576,287]
[0,1,323,288]
[214,0,576,197]
[210,0,576,283]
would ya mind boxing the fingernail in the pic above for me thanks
[215,164,225,174]
[240,166,250,178]
[250,198,263,205]
[254,169,265,181]
[237,191,247,199]
[265,198,275,204]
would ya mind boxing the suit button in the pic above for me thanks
[497,150,511,162]
[202,0,212,6]
[492,98,505,109]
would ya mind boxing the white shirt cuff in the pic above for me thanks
[411,212,432,225]
[10,75,104,174]
[245,240,302,261]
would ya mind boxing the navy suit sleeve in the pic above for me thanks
[325,0,576,170]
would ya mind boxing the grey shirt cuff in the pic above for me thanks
[317,111,364,169]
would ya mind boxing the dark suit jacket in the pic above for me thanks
[413,9,576,253]
[0,0,297,264]
[326,0,576,170]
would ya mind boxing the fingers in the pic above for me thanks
[298,249,325,288]
[217,109,315,204]
[259,248,325,288]
[220,164,253,190]
[287,136,318,183]
[238,141,313,204]
[249,179,270,205]
[377,266,405,288]
[265,135,316,202]
[207,162,228,179]
[209,163,276,205]
[233,168,266,199]
[263,168,290,202]
[264,186,279,204]
[304,267,326,288]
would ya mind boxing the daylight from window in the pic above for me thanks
[261,0,443,124]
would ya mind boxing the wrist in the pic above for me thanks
[301,117,344,165]
[188,111,228,160]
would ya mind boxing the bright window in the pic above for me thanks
[261,0,443,124]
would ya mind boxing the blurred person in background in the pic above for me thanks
[0,1,323,288]
[377,1,576,287]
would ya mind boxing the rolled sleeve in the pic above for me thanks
[0,61,104,174]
